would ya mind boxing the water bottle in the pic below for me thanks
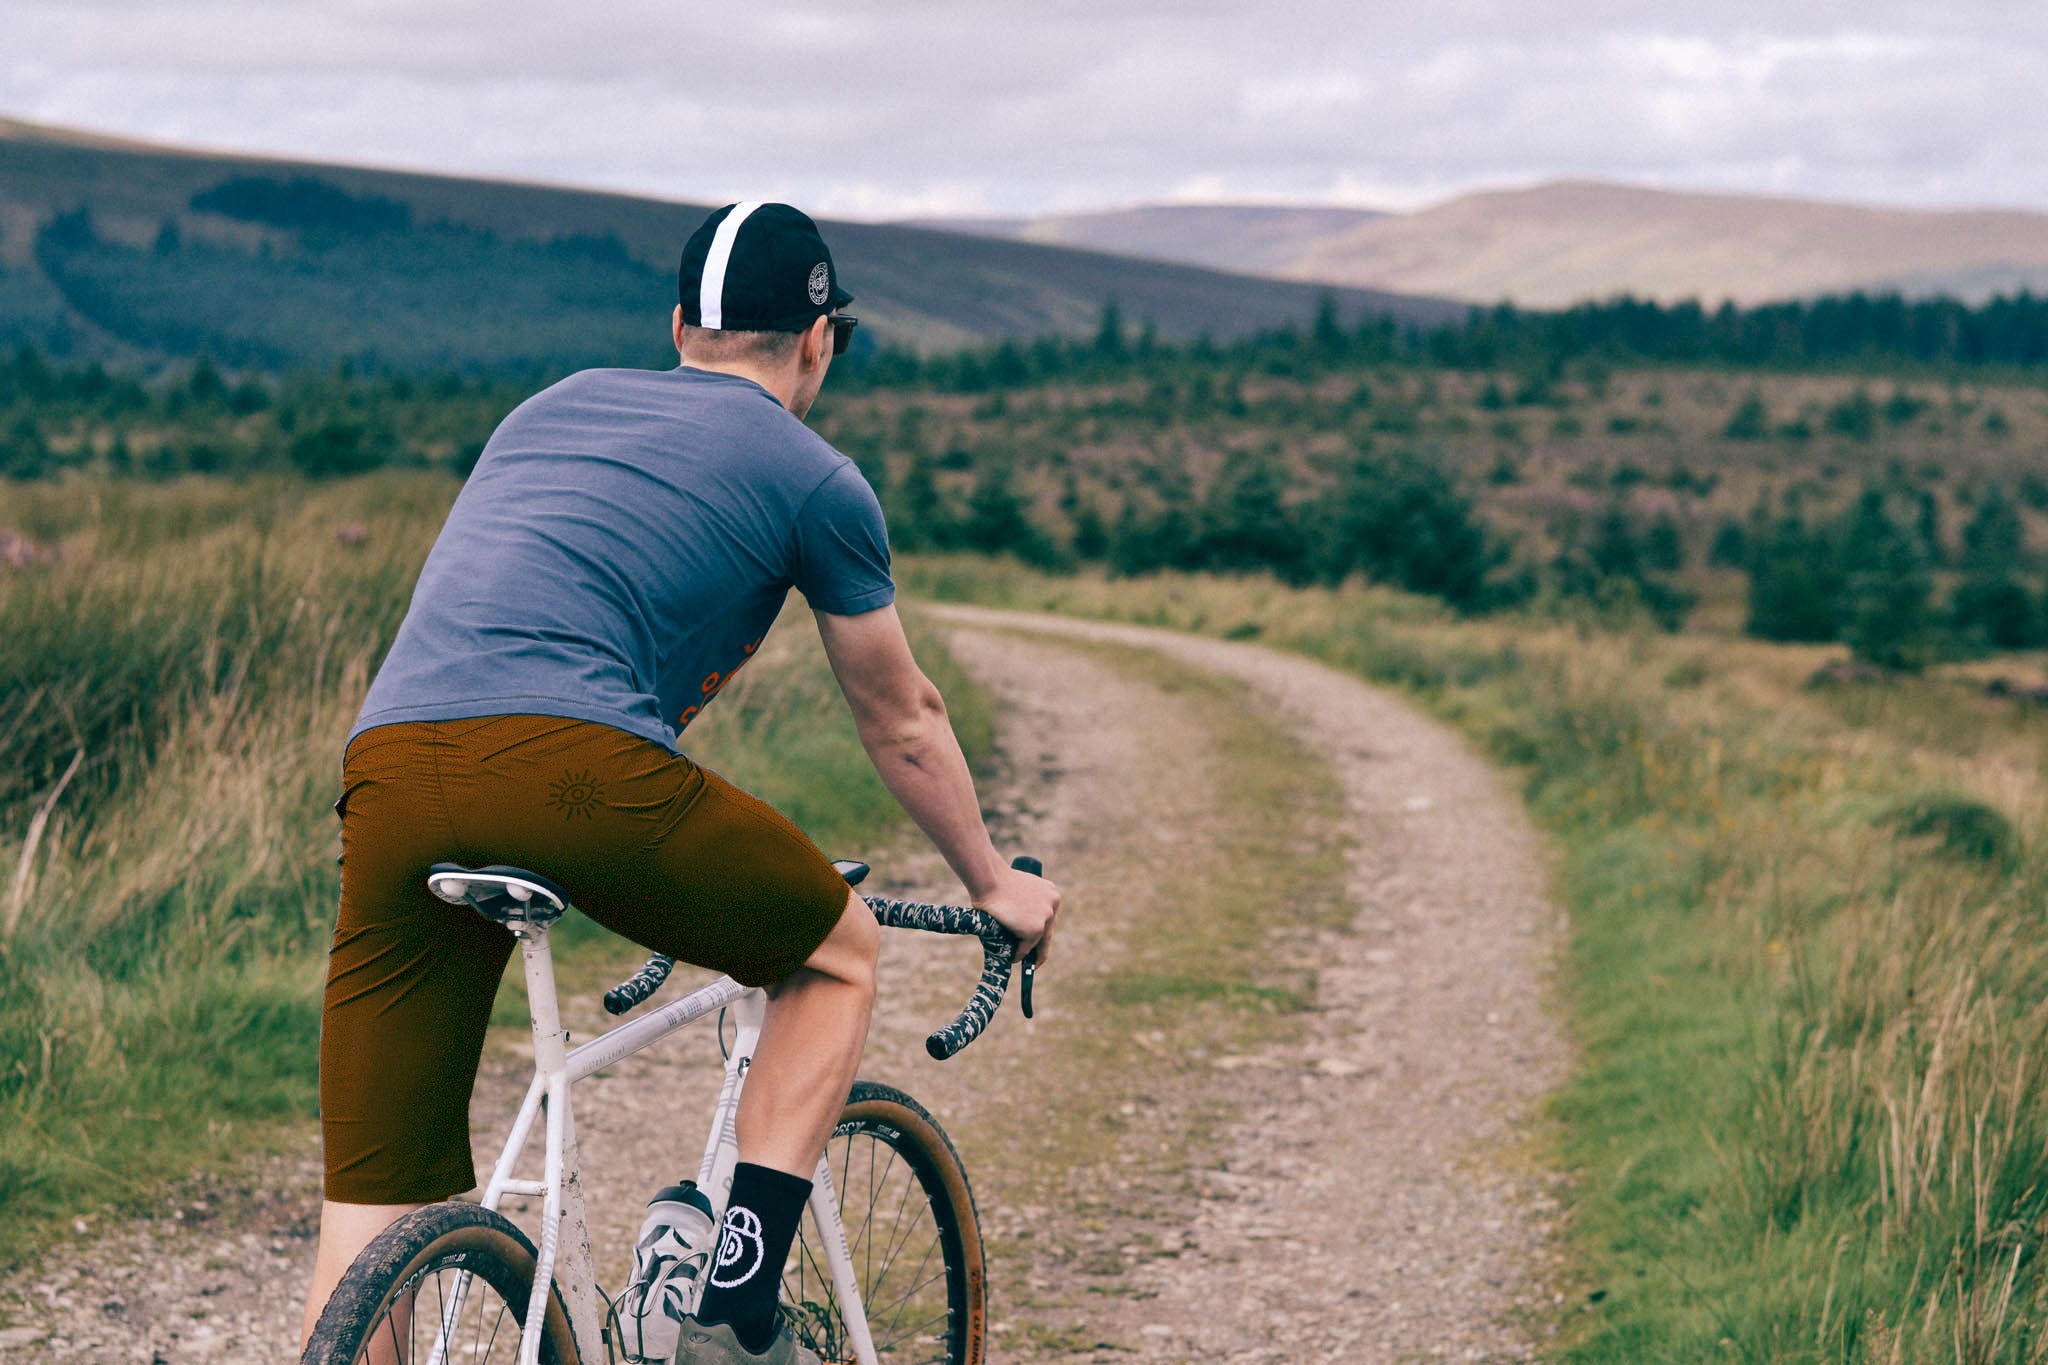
[616,1180,716,1363]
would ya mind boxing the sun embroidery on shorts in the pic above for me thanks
[546,769,604,821]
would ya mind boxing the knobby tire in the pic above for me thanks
[300,1201,578,1364]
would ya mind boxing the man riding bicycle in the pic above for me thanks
[298,202,1061,1365]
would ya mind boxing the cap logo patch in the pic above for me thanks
[808,262,831,306]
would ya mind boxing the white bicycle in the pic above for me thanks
[300,854,1039,1365]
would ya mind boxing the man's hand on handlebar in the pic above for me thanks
[973,863,1062,965]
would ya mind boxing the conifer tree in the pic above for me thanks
[0,414,50,481]
[1839,486,1935,669]
[1200,452,1312,584]
[1590,501,1643,581]
[965,461,1029,554]
[891,449,950,552]
[1708,517,1748,569]
[1061,474,1109,562]
[1952,482,2037,649]
[1644,511,1686,572]
[1093,300,1127,363]
[1745,499,1845,642]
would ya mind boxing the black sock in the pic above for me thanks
[697,1162,812,1353]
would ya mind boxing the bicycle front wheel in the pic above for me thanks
[783,1080,987,1365]
[301,1201,579,1364]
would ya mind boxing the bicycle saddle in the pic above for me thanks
[427,863,572,928]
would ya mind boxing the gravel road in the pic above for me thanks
[0,610,1567,1362]
[927,609,1570,1362]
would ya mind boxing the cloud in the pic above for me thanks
[2,1,2043,216]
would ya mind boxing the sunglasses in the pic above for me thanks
[828,314,859,356]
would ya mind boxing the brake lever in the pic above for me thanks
[1010,854,1043,1020]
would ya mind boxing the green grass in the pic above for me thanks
[0,472,988,1269]
[899,554,2048,1362]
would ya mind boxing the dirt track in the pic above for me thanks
[0,610,1567,1362]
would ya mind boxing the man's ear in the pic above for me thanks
[800,314,830,368]
[672,305,687,356]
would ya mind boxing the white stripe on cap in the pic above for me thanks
[699,201,765,330]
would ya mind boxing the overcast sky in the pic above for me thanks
[6,1,2045,219]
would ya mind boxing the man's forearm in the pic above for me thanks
[856,696,1004,899]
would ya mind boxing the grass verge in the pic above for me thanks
[900,555,2048,1361]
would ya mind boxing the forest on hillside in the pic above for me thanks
[4,284,2047,669]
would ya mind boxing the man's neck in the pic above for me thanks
[680,356,798,413]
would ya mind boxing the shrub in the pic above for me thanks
[288,420,381,478]
[1724,391,1770,440]
[1888,792,2019,868]
[1826,390,1879,442]
[1708,518,1749,568]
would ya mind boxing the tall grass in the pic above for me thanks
[900,556,2048,1361]
[0,474,985,1268]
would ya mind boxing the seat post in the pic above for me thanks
[513,924,569,1076]
[512,920,605,1356]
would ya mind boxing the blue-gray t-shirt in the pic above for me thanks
[351,365,894,754]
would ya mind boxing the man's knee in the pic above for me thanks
[773,890,878,1000]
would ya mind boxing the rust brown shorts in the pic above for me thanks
[320,713,852,1204]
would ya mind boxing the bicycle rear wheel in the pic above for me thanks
[783,1080,987,1365]
[301,1201,579,1364]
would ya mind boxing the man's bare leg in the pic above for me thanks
[737,890,880,1175]
[299,1199,423,1350]
[687,891,877,1352]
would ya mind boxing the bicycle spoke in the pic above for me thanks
[865,1203,947,1353]
[433,1269,448,1363]
[865,1136,878,1291]
[797,1228,838,1306]
[481,1283,510,1361]
[840,1131,855,1223]
[851,1144,917,1294]
[868,1175,930,1296]
[873,1305,954,1355]
[869,1240,944,1331]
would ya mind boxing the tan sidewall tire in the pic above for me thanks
[301,1202,579,1364]
[799,1080,987,1365]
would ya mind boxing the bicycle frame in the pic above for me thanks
[441,918,879,1365]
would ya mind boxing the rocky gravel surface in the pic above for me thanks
[0,610,1568,1362]
[928,609,1571,1361]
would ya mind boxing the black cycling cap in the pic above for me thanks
[677,202,854,333]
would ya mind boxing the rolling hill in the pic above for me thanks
[0,118,1459,374]
[902,203,1385,278]
[1295,181,2048,308]
[927,181,2048,308]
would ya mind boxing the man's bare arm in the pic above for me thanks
[813,604,1060,959]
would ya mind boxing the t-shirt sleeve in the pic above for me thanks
[792,462,896,615]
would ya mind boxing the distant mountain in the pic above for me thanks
[902,203,1385,278]
[0,118,1458,374]
[925,182,2048,309]
[1294,181,2048,308]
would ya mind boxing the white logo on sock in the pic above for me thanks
[709,1206,765,1289]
